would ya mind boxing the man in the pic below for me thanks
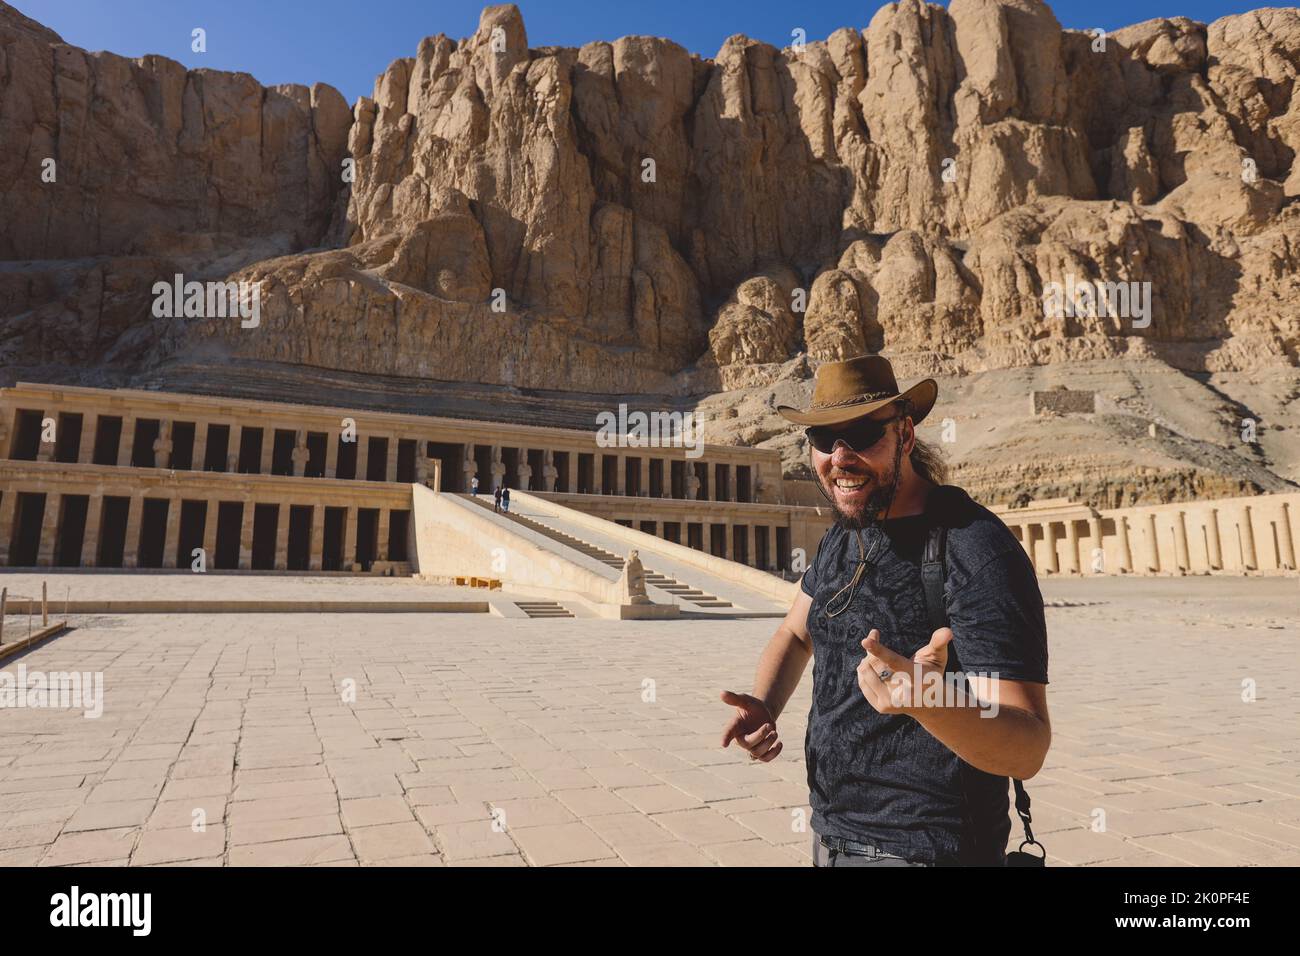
[472,475,480,496]
[719,355,1050,866]
[501,486,511,513]
[493,485,502,513]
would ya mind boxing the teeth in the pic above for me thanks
[834,478,866,489]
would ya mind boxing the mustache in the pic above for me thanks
[827,468,879,481]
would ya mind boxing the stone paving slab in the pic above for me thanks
[0,576,1296,866]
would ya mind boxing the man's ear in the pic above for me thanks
[899,416,917,455]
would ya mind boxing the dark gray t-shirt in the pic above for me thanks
[799,485,1049,864]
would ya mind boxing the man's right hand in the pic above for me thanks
[719,690,783,762]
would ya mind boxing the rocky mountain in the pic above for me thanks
[1,1,1297,505]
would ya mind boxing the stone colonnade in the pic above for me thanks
[995,494,1300,576]
[0,464,413,573]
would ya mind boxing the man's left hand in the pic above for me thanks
[856,627,953,715]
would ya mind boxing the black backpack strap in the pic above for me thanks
[920,524,948,633]
[918,513,1044,865]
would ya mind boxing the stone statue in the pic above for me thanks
[685,471,700,501]
[153,419,174,469]
[618,550,651,605]
[490,446,506,488]
[291,428,311,476]
[542,449,558,491]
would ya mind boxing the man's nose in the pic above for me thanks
[830,443,860,467]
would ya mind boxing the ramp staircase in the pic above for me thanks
[466,497,733,609]
[514,600,575,619]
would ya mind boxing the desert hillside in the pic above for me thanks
[1,1,1296,506]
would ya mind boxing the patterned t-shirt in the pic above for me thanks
[798,485,1049,864]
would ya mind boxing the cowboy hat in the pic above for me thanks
[776,355,937,427]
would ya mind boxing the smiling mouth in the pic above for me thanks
[833,476,869,491]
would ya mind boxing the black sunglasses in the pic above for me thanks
[805,416,900,455]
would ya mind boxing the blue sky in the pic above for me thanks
[14,0,1263,104]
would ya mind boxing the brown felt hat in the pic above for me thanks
[776,355,937,427]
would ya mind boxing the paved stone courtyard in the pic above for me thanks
[0,576,1297,866]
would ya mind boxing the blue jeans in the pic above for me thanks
[811,833,932,867]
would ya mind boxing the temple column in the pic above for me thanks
[0,489,20,566]
[80,494,104,568]
[118,418,136,466]
[616,453,626,496]
[355,439,370,482]
[1174,511,1191,572]
[191,422,209,472]
[121,493,144,568]
[1145,512,1161,572]
[274,502,290,570]
[462,450,478,494]
[1064,520,1081,574]
[162,497,181,568]
[1206,508,1223,569]
[259,431,274,475]
[238,500,255,569]
[1088,516,1104,573]
[385,438,399,483]
[78,416,97,464]
[1239,505,1258,570]
[1114,514,1133,573]
[201,500,219,568]
[376,508,391,561]
[1043,522,1060,574]
[325,433,339,478]
[342,507,357,570]
[308,505,325,571]
[1280,503,1296,570]
[230,425,247,472]
[35,494,60,567]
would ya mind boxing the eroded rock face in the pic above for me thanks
[1,0,1298,406]
[0,7,350,262]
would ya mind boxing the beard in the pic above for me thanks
[819,434,905,531]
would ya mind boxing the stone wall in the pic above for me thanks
[1030,388,1098,415]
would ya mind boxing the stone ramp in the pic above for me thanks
[413,487,679,618]
[463,495,737,610]
[473,494,793,616]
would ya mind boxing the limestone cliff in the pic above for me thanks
[1,1,1298,504]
